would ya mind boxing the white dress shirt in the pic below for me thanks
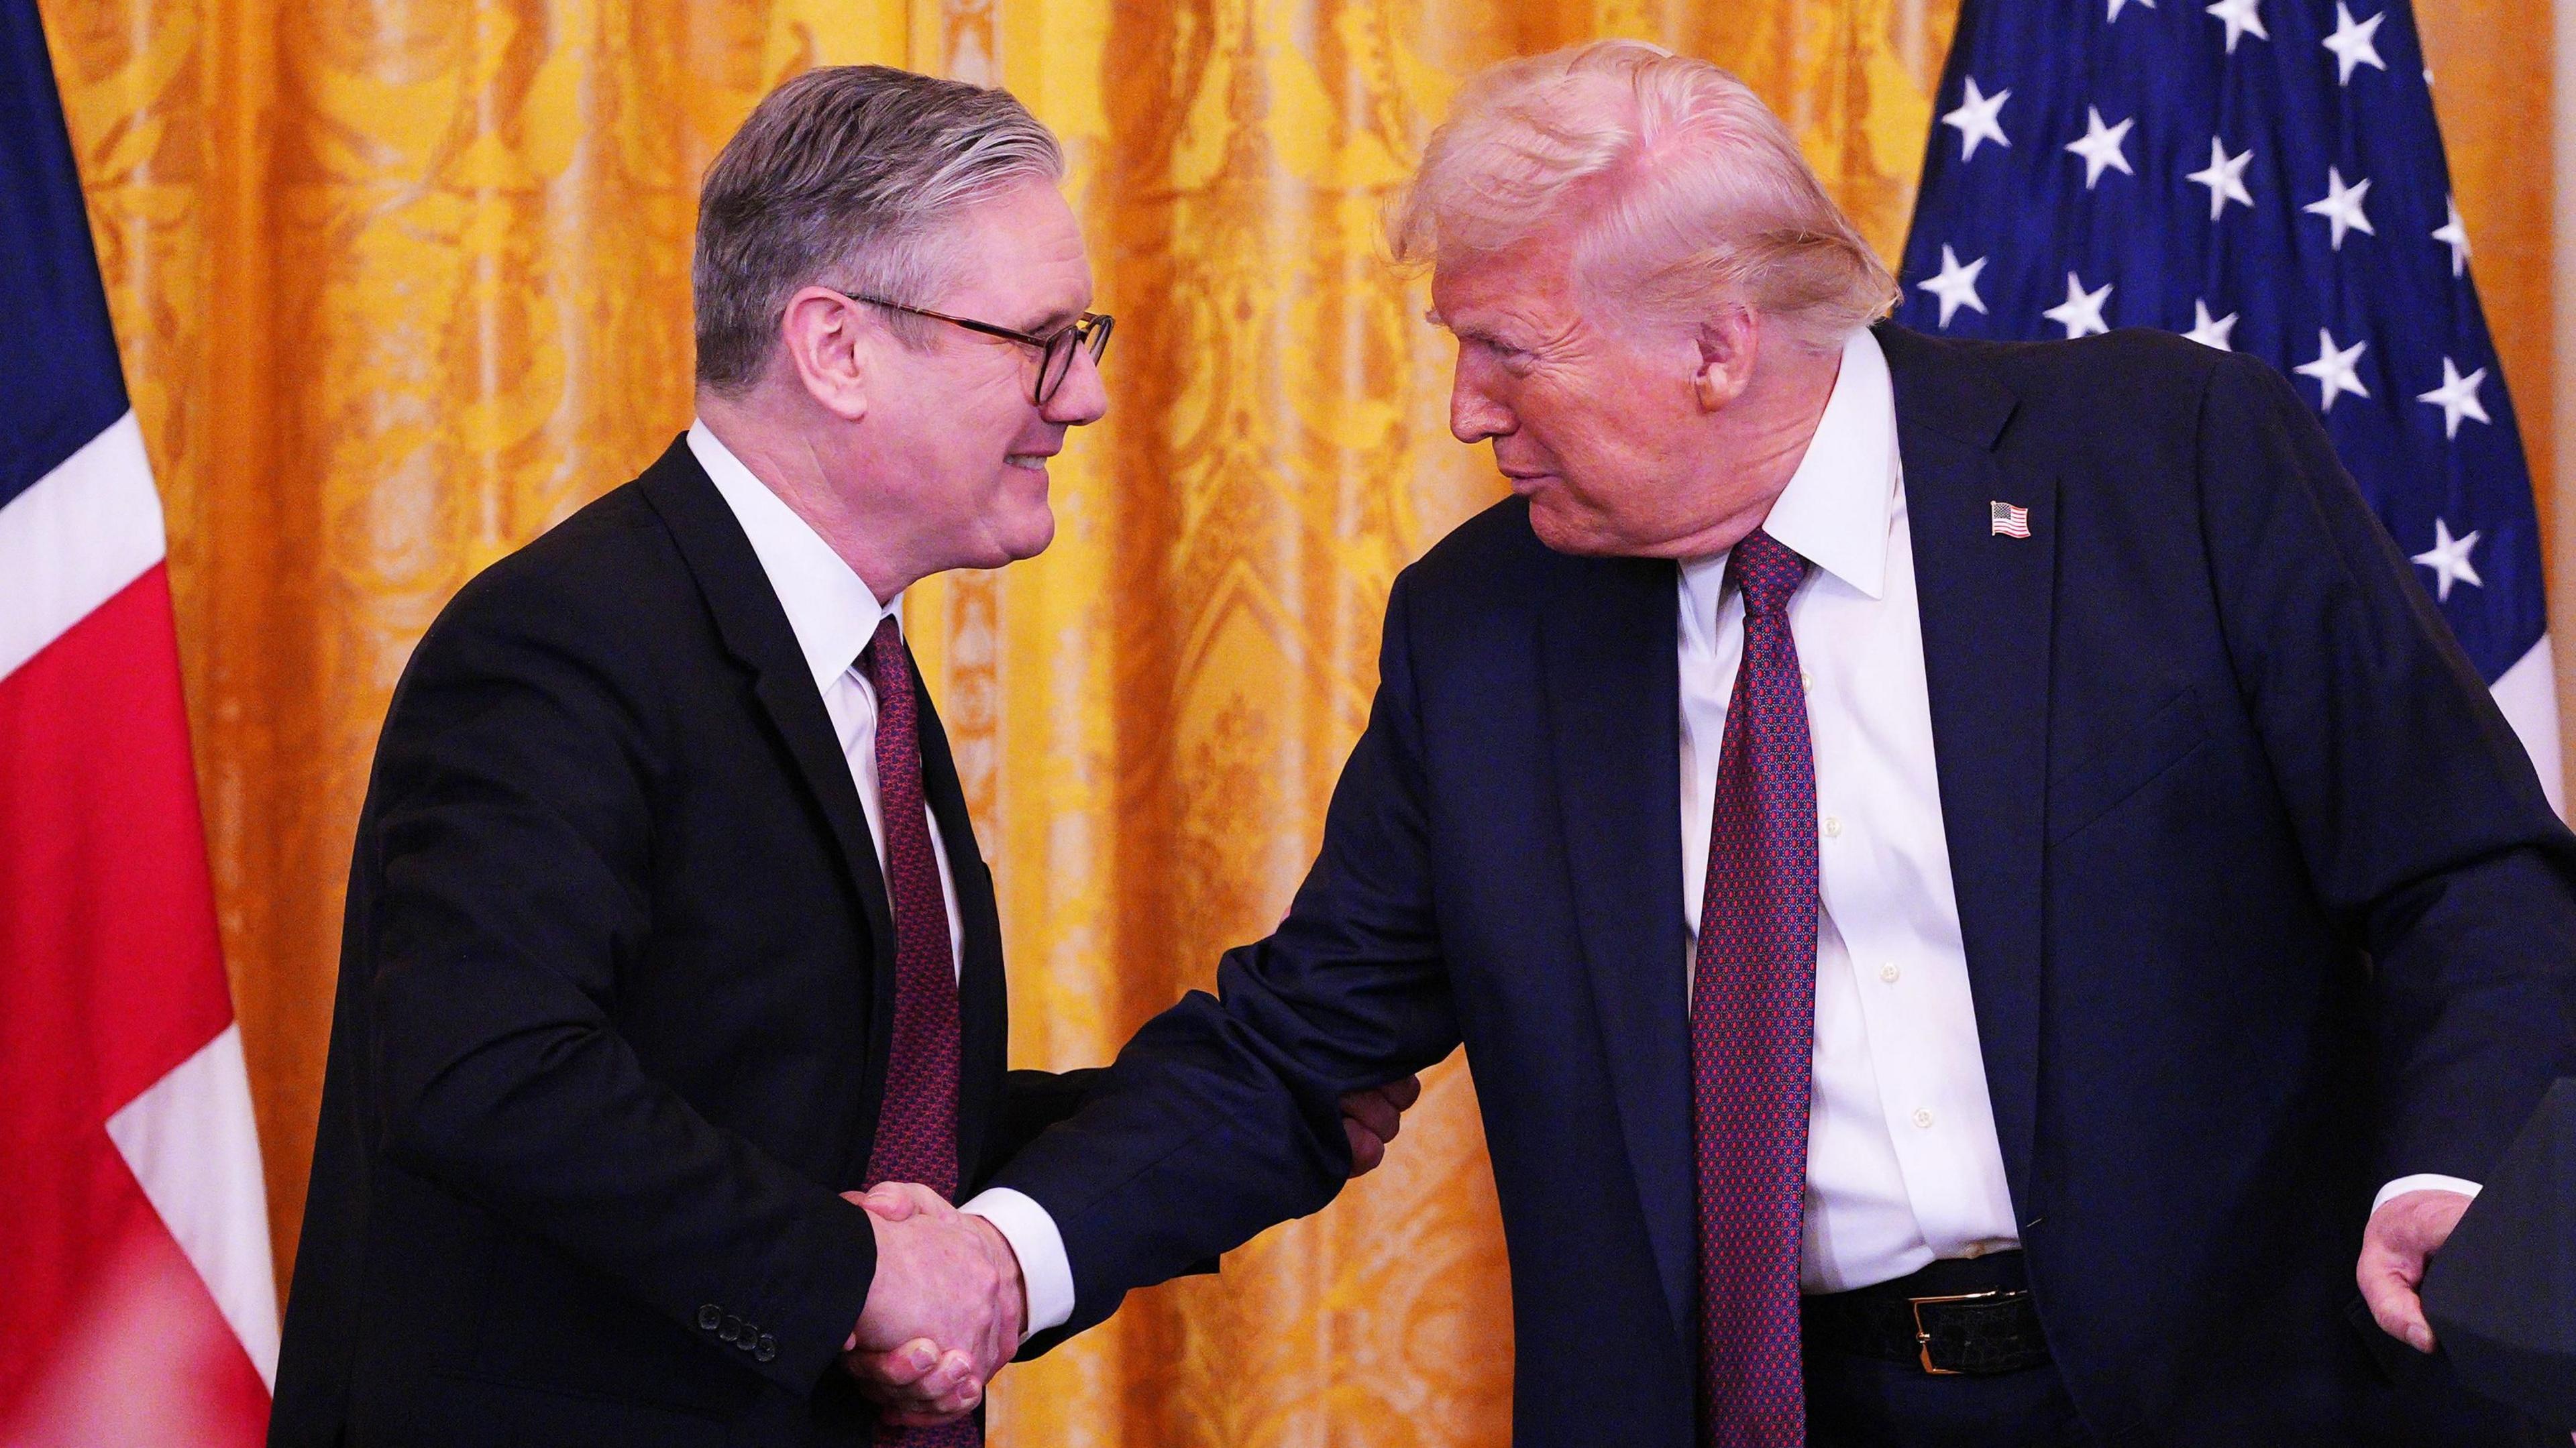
[689,421,1075,1337]
[1678,331,2473,1296]
[1676,331,2021,1293]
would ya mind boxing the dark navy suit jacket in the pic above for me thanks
[995,323,2576,1445]
[271,439,1096,1447]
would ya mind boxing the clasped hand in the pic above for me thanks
[841,1075,1424,1426]
[841,1184,1022,1427]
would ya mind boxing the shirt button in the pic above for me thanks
[1913,1108,1935,1129]
[1822,816,1842,838]
[1880,962,1900,984]
[1800,669,1813,691]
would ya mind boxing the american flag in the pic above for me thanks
[1,1,276,1439]
[1894,0,2561,811]
[1991,500,2033,538]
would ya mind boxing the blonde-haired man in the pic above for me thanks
[983,42,2576,1446]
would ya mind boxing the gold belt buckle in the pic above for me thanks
[1907,1288,2012,1376]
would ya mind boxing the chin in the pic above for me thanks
[993,502,1057,563]
[1525,492,1619,557]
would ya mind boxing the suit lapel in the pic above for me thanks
[915,666,1008,1184]
[1539,549,1696,1347]
[633,435,905,1094]
[1878,323,2051,1221]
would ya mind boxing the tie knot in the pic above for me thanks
[1726,531,1809,617]
[858,614,907,689]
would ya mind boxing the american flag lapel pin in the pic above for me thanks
[1990,500,2031,539]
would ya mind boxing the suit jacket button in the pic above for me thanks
[697,1304,722,1331]
[735,1324,758,1351]
[720,1315,743,1343]
[757,1335,777,1363]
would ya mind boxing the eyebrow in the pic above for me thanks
[1021,304,1087,335]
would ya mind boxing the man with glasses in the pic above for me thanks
[270,66,1404,1448]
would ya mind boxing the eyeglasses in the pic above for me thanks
[837,292,1114,406]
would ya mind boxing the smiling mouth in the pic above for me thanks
[1006,453,1053,471]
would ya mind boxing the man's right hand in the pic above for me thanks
[839,1184,1025,1426]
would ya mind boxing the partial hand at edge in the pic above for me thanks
[840,1184,1026,1427]
[1339,1074,1424,1178]
[2357,1187,2475,1353]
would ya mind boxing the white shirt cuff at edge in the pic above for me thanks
[2372,1174,2483,1216]
[961,1188,1076,1338]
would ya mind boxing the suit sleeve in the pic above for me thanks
[2194,349,2576,1186]
[979,1068,1108,1171]
[989,571,1464,1350]
[362,574,877,1394]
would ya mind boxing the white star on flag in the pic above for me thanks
[2108,0,2155,19]
[1919,245,1990,328]
[2294,328,2371,411]
[2043,272,2113,338]
[2411,517,2483,602]
[2065,107,2137,188]
[2207,0,2269,53]
[2433,197,2471,278]
[2183,300,2239,350]
[2186,137,2256,221]
[2417,357,2491,439]
[1943,78,2012,162]
[2322,3,2387,85]
[2304,167,2375,249]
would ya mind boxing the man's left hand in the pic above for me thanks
[2357,1188,2474,1353]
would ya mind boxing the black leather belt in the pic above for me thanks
[1801,1251,2051,1377]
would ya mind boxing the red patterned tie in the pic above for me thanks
[1690,531,1817,1448]
[857,618,975,1447]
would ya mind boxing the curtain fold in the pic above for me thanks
[42,0,2548,1442]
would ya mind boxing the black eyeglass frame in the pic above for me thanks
[837,291,1113,406]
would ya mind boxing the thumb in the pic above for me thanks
[845,1186,920,1221]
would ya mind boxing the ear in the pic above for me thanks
[1692,305,1760,412]
[777,286,873,423]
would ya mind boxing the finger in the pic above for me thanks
[849,1185,920,1221]
[875,1181,956,1218]
[847,1337,943,1388]
[906,1349,976,1404]
[1345,1117,1387,1176]
[1385,1074,1424,1111]
[1340,1091,1401,1143]
[2358,1256,2436,1353]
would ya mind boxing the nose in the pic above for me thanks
[1449,361,1513,445]
[1043,339,1109,427]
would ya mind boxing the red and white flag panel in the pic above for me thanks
[2,2,277,1441]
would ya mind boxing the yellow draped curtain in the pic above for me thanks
[42,0,2550,1442]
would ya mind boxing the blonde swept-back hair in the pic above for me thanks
[1391,42,1897,350]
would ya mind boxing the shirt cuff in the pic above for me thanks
[961,1187,1075,1337]
[2371,1174,2483,1216]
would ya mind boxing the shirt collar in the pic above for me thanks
[1679,325,1901,612]
[688,419,896,693]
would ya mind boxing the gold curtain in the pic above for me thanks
[42,1,2551,1444]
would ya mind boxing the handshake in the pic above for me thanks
[835,1076,1425,1427]
[839,1182,1019,1428]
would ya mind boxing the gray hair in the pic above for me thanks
[1391,42,1895,351]
[693,66,1065,394]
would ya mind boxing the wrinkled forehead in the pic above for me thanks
[1427,231,1592,331]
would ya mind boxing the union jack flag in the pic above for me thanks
[1896,0,2560,809]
